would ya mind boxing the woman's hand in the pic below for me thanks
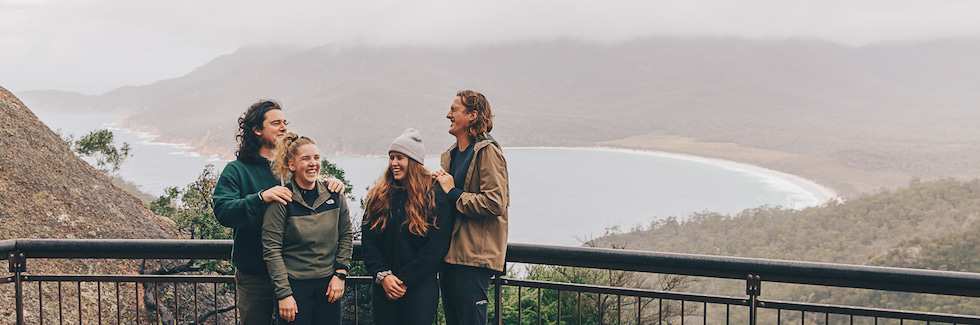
[278,296,298,322]
[321,178,346,193]
[380,274,408,300]
[325,271,346,303]
[432,169,455,194]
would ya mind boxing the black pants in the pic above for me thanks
[372,274,440,325]
[277,277,342,325]
[440,263,495,325]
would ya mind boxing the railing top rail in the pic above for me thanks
[507,243,980,298]
[0,238,231,259]
[0,239,14,255]
[3,239,980,297]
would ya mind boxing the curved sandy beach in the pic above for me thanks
[507,146,842,208]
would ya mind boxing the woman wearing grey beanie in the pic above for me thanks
[361,128,453,325]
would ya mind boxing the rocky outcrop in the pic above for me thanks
[1,86,186,324]
[0,85,173,240]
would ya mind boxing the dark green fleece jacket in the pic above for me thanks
[213,157,278,274]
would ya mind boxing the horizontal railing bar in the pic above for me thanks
[760,299,980,323]
[0,239,232,259]
[23,274,235,283]
[345,276,373,285]
[503,278,748,306]
[1,275,13,283]
[505,243,980,298]
[17,274,374,284]
[0,239,15,255]
[3,239,980,297]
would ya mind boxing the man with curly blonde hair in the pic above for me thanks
[433,90,510,325]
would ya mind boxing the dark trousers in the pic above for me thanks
[440,263,495,325]
[236,270,276,325]
[372,274,440,325]
[277,277,342,325]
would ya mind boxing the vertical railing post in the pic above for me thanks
[746,274,761,325]
[9,251,27,325]
[494,272,503,325]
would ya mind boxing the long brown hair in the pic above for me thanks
[457,90,493,140]
[271,132,315,184]
[363,157,437,236]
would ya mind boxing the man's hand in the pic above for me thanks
[322,178,346,193]
[261,186,292,205]
[432,169,455,194]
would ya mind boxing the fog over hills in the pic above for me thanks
[19,37,980,195]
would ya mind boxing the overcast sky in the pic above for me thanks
[2,0,979,95]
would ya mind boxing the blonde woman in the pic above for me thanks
[262,133,352,325]
[213,101,344,325]
[361,128,452,325]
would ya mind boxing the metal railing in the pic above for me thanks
[3,239,980,324]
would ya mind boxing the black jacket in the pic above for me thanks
[361,187,452,287]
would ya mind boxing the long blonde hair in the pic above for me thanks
[363,158,437,236]
[271,132,315,183]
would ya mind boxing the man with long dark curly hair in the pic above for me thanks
[213,100,344,324]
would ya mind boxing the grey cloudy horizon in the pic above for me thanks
[2,0,979,95]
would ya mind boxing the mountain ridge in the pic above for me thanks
[18,37,980,196]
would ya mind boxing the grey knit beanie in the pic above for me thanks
[389,128,425,164]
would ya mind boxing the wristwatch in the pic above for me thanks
[333,272,347,281]
[375,270,393,284]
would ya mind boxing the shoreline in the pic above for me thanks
[36,110,840,206]
[506,146,842,207]
[96,127,843,207]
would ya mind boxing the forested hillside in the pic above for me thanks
[592,177,980,314]
[875,222,980,273]
[596,178,980,264]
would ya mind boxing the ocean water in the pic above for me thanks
[38,113,824,246]
[37,113,228,196]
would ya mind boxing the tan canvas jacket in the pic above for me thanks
[440,139,510,271]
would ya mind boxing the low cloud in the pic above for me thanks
[2,0,979,94]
